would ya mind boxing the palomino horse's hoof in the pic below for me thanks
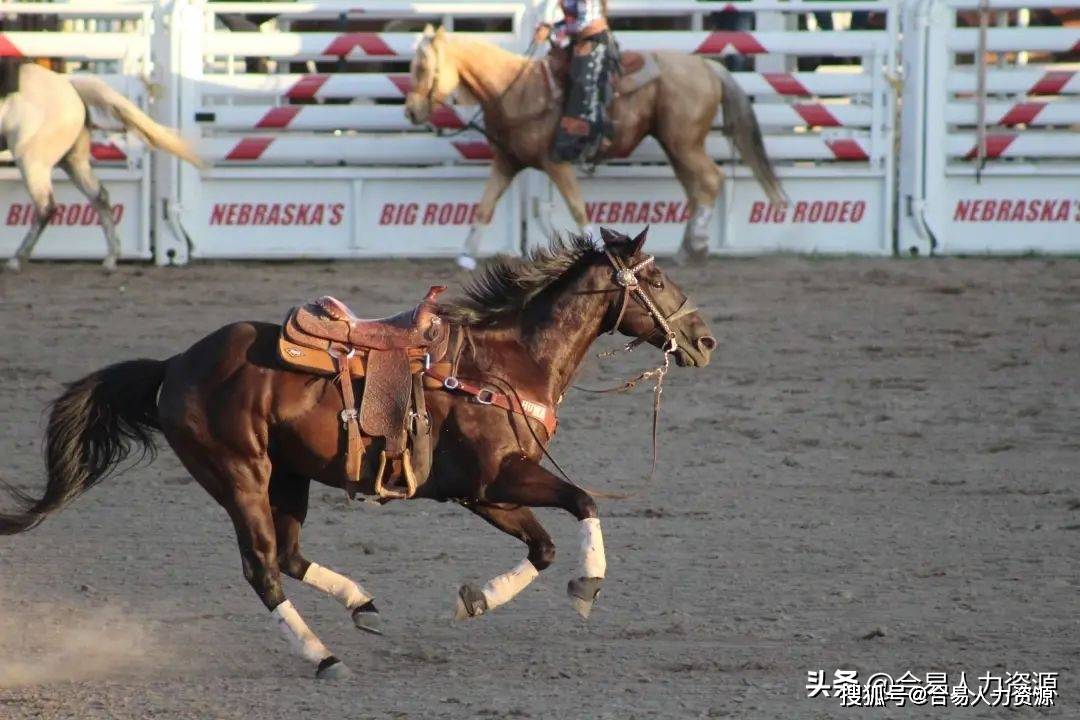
[315,656,352,680]
[456,254,478,271]
[452,584,488,620]
[4,257,21,273]
[102,256,118,272]
[351,601,383,636]
[567,576,604,620]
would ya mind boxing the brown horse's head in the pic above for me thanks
[598,227,716,368]
[405,25,462,124]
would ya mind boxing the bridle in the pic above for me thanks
[569,246,702,493]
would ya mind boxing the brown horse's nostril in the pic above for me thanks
[697,335,717,353]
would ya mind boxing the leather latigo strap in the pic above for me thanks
[424,366,558,439]
[332,350,364,485]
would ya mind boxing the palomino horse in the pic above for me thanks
[405,26,786,267]
[0,228,714,679]
[1,62,203,272]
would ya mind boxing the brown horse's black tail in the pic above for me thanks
[0,359,165,535]
[709,60,788,206]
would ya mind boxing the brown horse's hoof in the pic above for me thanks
[315,656,352,680]
[453,584,488,620]
[351,601,383,635]
[567,576,603,620]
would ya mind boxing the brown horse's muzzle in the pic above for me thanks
[672,317,715,368]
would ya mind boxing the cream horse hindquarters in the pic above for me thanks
[405,27,786,267]
[1,64,203,272]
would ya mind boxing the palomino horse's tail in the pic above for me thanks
[709,61,788,206]
[69,76,206,169]
[0,360,165,535]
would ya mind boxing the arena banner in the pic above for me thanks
[186,174,519,258]
[0,175,147,260]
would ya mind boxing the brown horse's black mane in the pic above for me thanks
[438,234,601,326]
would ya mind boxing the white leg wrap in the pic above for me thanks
[581,224,598,242]
[463,224,484,256]
[692,206,713,235]
[302,563,372,610]
[481,558,539,611]
[272,600,332,665]
[580,517,606,579]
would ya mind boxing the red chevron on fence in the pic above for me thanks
[256,106,302,129]
[762,72,811,96]
[694,32,766,55]
[793,103,841,127]
[1029,71,1073,95]
[323,33,395,57]
[286,74,330,100]
[964,134,1016,160]
[388,74,413,95]
[452,140,493,161]
[0,34,23,58]
[825,139,869,161]
[91,142,127,161]
[430,106,466,130]
[226,137,275,161]
[999,102,1045,126]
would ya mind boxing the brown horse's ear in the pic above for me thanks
[423,23,435,37]
[629,226,649,255]
[599,227,626,246]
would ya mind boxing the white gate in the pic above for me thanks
[161,0,528,260]
[0,3,154,261]
[524,0,901,255]
[899,0,1080,255]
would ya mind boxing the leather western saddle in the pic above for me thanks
[544,47,659,98]
[279,287,450,500]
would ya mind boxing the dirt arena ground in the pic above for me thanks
[0,256,1077,719]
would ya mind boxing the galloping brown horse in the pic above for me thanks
[405,26,786,267]
[0,228,714,678]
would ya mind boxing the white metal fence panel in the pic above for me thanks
[899,0,1080,255]
[164,0,527,260]
[0,3,153,261]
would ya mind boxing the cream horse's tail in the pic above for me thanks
[708,61,787,206]
[69,76,205,169]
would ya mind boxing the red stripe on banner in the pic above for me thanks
[1029,71,1073,95]
[324,32,395,57]
[793,103,841,127]
[999,101,1045,126]
[388,74,413,95]
[964,134,1016,160]
[226,137,274,161]
[826,139,869,161]
[1072,39,1080,54]
[91,142,126,161]
[430,106,466,130]
[695,31,766,55]
[256,106,301,129]
[0,34,23,58]
[762,72,810,97]
[452,140,493,161]
[286,74,329,100]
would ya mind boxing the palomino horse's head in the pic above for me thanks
[598,227,716,368]
[405,25,461,124]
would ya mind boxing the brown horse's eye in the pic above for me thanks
[652,280,664,289]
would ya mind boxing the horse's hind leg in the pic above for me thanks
[544,160,596,239]
[668,147,721,264]
[271,472,381,635]
[483,456,606,620]
[459,154,519,269]
[454,503,554,620]
[61,128,121,271]
[6,159,56,272]
[176,451,348,679]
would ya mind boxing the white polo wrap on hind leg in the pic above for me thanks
[272,600,333,665]
[580,517,606,579]
[302,563,372,610]
[481,558,539,610]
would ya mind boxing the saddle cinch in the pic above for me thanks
[279,287,451,500]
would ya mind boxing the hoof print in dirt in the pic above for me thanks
[567,576,604,620]
[453,584,488,620]
[352,602,383,635]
